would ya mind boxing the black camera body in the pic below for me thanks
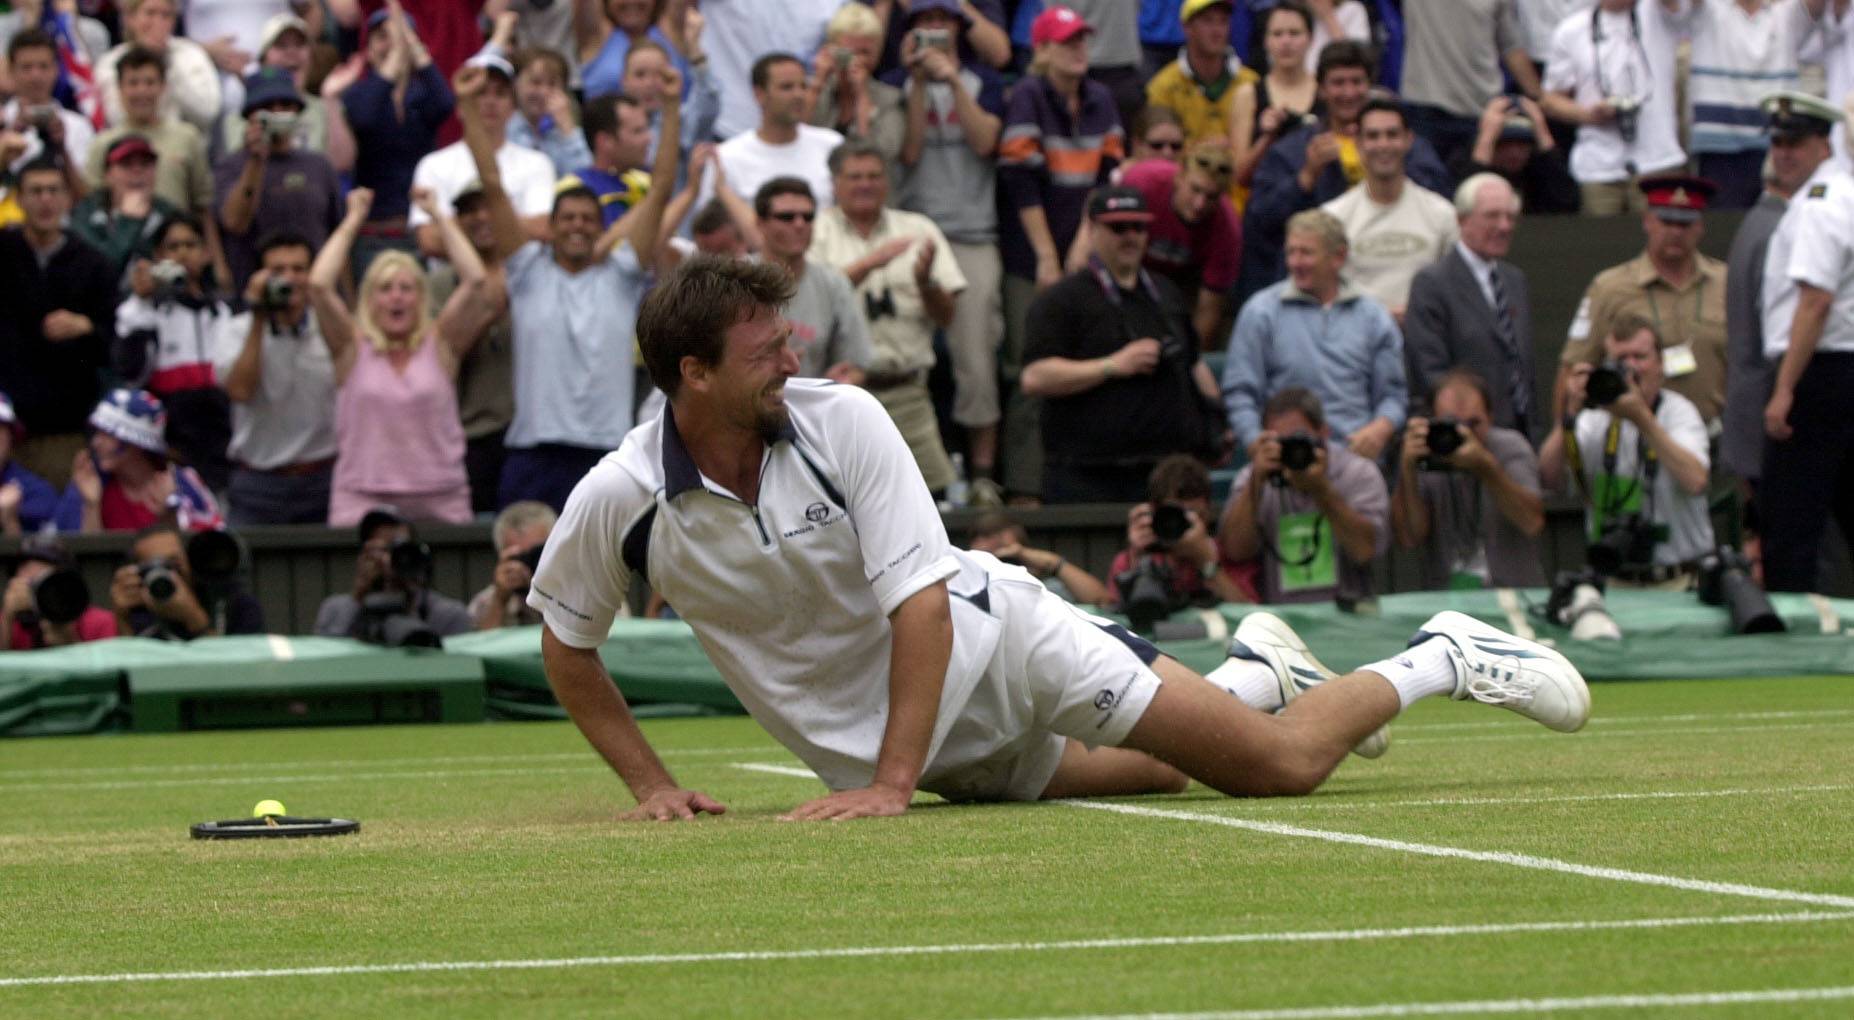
[1271,432,1319,487]
[1587,513,1659,577]
[1147,503,1191,551]
[357,590,441,648]
[1420,417,1465,471]
[1115,556,1180,635]
[1698,547,1785,634]
[151,259,189,303]
[388,538,433,585]
[26,568,91,628]
[1584,361,1630,409]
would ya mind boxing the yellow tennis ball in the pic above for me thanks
[252,799,287,818]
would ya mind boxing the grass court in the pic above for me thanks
[4,673,1853,1018]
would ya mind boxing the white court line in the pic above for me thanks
[1238,783,1854,813]
[1068,801,1854,910]
[0,747,785,783]
[733,763,820,780]
[2,911,1848,990]
[989,984,1854,1020]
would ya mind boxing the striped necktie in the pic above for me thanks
[1487,265,1531,430]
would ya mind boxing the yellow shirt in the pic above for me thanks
[1143,55,1257,149]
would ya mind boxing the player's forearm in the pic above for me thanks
[541,628,680,798]
[873,584,953,795]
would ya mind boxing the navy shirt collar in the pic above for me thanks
[660,403,799,500]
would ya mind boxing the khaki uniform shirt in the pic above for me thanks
[1561,251,1728,422]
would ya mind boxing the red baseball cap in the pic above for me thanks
[1031,5,1092,46]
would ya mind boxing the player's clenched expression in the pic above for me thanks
[716,307,801,441]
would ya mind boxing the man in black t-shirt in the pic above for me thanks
[1021,187,1224,503]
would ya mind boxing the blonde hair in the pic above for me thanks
[1285,208,1348,255]
[826,3,882,42]
[355,250,433,354]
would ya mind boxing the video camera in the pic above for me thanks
[1269,433,1319,487]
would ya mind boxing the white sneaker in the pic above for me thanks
[1409,611,1592,733]
[1229,612,1390,759]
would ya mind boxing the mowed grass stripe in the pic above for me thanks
[991,984,1854,1020]
[4,911,1850,989]
[11,717,1849,793]
[0,745,785,781]
[1069,801,1854,909]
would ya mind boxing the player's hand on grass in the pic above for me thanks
[622,787,727,822]
[780,783,910,821]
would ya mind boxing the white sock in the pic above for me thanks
[1360,638,1459,710]
[1205,657,1284,712]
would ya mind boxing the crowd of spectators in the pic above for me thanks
[4,0,1854,649]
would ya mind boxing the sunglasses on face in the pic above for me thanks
[767,211,816,223]
[1103,222,1148,235]
[1144,138,1184,152]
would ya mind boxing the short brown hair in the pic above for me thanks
[1608,312,1662,349]
[1147,454,1211,503]
[514,47,569,85]
[637,256,796,398]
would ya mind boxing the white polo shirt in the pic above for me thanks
[407,139,557,226]
[1543,0,1688,184]
[1763,161,1854,358]
[528,380,1003,791]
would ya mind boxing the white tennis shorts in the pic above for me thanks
[917,558,1166,803]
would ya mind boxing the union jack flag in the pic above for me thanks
[44,10,105,131]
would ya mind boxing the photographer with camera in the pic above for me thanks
[211,232,336,526]
[1219,387,1388,605]
[1109,454,1255,620]
[109,523,264,640]
[2,29,96,178]
[116,216,233,492]
[3,534,117,650]
[1392,370,1546,591]
[1537,0,1688,217]
[214,69,342,291]
[314,506,471,645]
[1540,315,1714,588]
[469,500,555,630]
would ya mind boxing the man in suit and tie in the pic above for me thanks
[1402,173,1537,442]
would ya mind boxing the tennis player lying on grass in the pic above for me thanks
[528,256,1590,822]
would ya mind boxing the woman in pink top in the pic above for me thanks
[308,186,498,525]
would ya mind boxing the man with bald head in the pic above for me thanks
[1403,173,1538,440]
